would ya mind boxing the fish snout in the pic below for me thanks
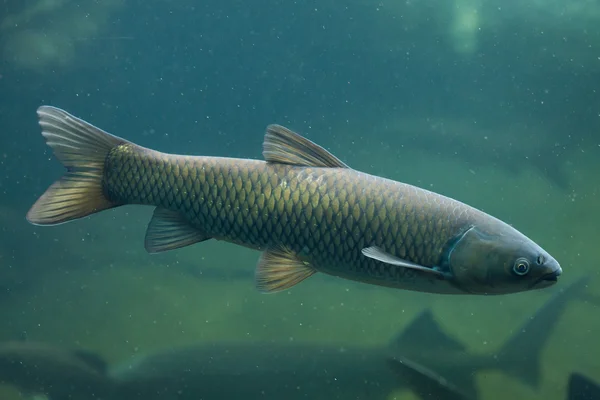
[533,259,562,288]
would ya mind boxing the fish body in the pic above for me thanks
[104,147,479,293]
[110,341,468,400]
[111,276,588,400]
[27,106,561,295]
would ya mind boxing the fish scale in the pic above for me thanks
[103,143,471,288]
[26,106,561,295]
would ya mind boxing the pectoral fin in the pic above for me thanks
[144,208,211,253]
[362,246,451,279]
[255,247,317,293]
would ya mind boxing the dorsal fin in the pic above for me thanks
[389,310,476,399]
[568,373,600,400]
[387,356,475,400]
[391,309,466,354]
[72,349,108,373]
[262,124,349,168]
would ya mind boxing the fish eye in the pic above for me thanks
[536,254,545,265]
[513,258,530,276]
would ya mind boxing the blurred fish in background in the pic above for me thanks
[0,275,588,400]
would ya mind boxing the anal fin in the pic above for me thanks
[144,208,211,253]
[255,247,317,293]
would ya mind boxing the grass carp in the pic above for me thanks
[26,106,561,295]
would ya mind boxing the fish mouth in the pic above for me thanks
[533,267,562,287]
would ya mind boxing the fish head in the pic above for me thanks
[446,225,561,295]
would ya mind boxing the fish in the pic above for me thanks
[0,325,472,400]
[0,276,585,400]
[109,332,471,400]
[0,341,114,400]
[26,106,562,295]
[567,373,600,400]
[109,276,587,400]
[0,335,470,400]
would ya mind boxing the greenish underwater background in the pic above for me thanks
[0,0,599,399]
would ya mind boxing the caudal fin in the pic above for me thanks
[495,275,591,388]
[26,106,127,226]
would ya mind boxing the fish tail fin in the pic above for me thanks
[26,106,127,225]
[495,275,591,388]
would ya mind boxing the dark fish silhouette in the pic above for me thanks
[109,319,472,400]
[110,275,589,400]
